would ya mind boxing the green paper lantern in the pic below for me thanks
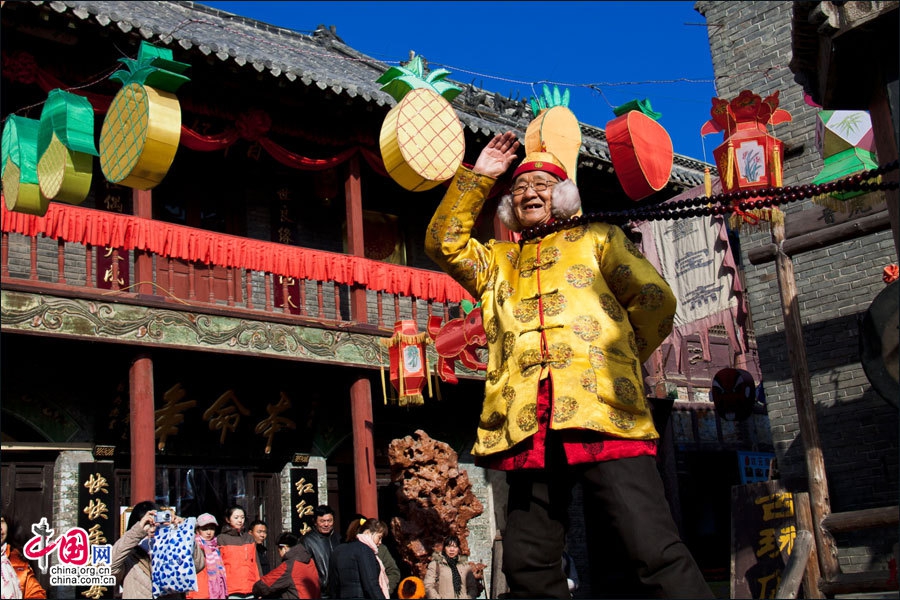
[37,89,99,205]
[813,110,879,204]
[2,116,50,216]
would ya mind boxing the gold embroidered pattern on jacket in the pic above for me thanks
[553,396,578,422]
[565,264,595,288]
[443,216,464,244]
[485,315,499,343]
[487,369,501,384]
[614,377,639,406]
[563,225,588,242]
[639,283,667,311]
[480,411,505,430]
[609,407,637,430]
[502,332,516,365]
[451,258,479,283]
[502,385,516,410]
[481,429,503,448]
[541,292,567,316]
[515,403,538,432]
[624,236,645,259]
[580,369,597,393]
[589,346,606,368]
[455,170,481,192]
[628,331,639,356]
[496,280,513,306]
[513,300,538,323]
[599,294,625,321]
[519,246,561,277]
[505,249,519,269]
[609,264,633,296]
[658,315,675,338]
[572,315,601,342]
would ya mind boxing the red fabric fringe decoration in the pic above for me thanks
[1,201,473,304]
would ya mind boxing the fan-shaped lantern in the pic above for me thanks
[606,99,673,201]
[710,367,757,421]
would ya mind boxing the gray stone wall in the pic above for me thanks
[53,450,94,600]
[695,0,898,573]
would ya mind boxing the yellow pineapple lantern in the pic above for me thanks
[99,41,190,189]
[377,53,465,191]
[37,89,99,206]
[525,85,582,184]
[2,116,49,216]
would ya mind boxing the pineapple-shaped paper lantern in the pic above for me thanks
[526,85,582,184]
[37,89,99,205]
[606,98,673,200]
[812,110,880,208]
[2,116,49,216]
[700,90,792,229]
[377,53,464,191]
[99,41,190,189]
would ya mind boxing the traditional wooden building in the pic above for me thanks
[1,2,768,596]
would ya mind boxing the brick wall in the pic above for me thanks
[695,0,898,573]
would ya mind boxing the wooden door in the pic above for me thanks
[0,460,55,593]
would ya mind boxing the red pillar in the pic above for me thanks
[350,375,378,518]
[344,156,369,323]
[133,189,153,296]
[129,354,156,503]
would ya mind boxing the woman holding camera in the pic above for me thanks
[216,505,259,599]
[111,501,205,599]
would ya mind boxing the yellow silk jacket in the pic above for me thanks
[425,167,677,457]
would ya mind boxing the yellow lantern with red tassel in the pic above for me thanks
[380,320,432,407]
[701,90,792,230]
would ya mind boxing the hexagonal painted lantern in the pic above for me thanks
[710,367,757,422]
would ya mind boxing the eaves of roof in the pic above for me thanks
[35,0,713,187]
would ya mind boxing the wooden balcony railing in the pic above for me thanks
[1,202,472,334]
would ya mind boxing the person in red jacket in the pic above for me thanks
[252,533,320,599]
[216,505,259,599]
[1,515,46,600]
[187,513,227,599]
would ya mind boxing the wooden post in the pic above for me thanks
[133,189,153,296]
[350,375,378,518]
[344,156,369,323]
[771,222,841,580]
[869,80,899,258]
[129,353,155,504]
[793,492,824,599]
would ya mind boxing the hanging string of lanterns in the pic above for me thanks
[519,160,899,242]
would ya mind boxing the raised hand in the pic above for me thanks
[472,131,520,178]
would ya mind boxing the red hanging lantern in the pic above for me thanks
[426,304,487,384]
[701,90,792,230]
[710,367,757,422]
[606,99,674,201]
[381,320,431,406]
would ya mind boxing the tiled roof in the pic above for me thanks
[35,0,712,186]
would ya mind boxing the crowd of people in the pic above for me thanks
[2,503,478,600]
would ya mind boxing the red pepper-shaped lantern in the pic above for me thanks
[710,367,757,422]
[607,99,674,201]
[426,302,487,384]
[381,320,431,407]
[701,90,792,230]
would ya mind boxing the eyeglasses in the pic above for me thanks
[511,181,556,196]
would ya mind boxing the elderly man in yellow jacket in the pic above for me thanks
[425,132,712,599]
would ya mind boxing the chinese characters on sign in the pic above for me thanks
[731,480,797,599]
[290,469,319,537]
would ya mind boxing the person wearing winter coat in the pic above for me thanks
[423,536,482,599]
[301,506,340,598]
[216,505,259,599]
[1,514,46,599]
[110,501,205,599]
[327,519,387,599]
[344,516,400,597]
[187,513,227,599]
[251,533,320,599]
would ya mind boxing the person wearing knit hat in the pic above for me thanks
[425,130,712,599]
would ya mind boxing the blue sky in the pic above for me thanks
[200,1,722,163]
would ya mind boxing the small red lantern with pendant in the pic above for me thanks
[701,90,793,230]
[381,320,432,407]
[710,367,757,422]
